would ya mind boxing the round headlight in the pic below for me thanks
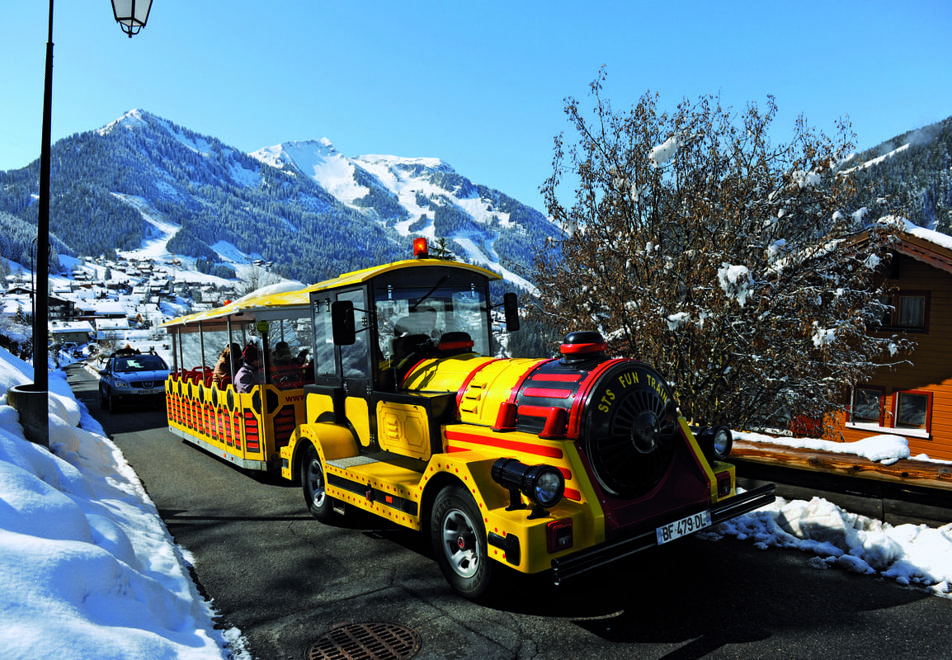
[531,467,565,508]
[492,458,566,509]
[694,425,733,462]
[711,427,732,460]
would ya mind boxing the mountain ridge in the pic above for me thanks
[0,109,558,291]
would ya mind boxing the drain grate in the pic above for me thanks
[306,622,422,660]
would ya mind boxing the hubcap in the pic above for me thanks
[441,508,479,578]
[307,456,326,507]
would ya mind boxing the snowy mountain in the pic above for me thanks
[0,110,559,291]
[249,137,556,291]
[843,115,952,234]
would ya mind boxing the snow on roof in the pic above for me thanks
[74,300,127,316]
[48,321,94,334]
[880,216,952,253]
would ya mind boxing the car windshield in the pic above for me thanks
[115,356,167,372]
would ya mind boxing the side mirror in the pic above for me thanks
[331,300,356,345]
[503,292,520,332]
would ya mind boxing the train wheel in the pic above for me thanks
[301,442,338,522]
[430,485,494,600]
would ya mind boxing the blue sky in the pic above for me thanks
[1,1,949,212]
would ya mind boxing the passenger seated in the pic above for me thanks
[213,342,242,386]
[234,344,261,393]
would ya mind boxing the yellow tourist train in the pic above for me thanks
[162,238,774,599]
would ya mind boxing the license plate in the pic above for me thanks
[656,510,712,545]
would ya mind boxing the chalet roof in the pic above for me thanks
[74,300,127,316]
[49,320,94,334]
[882,217,952,275]
[96,318,130,331]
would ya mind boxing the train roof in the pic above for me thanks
[300,257,500,293]
[162,258,500,328]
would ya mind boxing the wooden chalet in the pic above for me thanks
[824,223,952,462]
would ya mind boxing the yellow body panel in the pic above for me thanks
[281,422,359,481]
[307,392,335,422]
[376,401,431,461]
[678,417,736,501]
[345,397,372,448]
[404,356,545,427]
[402,355,496,392]
[165,375,306,470]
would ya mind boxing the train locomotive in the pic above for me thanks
[164,238,775,599]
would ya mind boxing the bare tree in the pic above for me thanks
[534,70,913,431]
[235,265,282,299]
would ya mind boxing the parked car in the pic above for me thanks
[98,351,169,412]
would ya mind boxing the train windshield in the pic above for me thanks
[374,282,491,361]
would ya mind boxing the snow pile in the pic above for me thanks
[704,495,952,598]
[737,430,913,465]
[0,347,245,659]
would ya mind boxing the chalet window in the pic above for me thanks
[880,291,929,332]
[898,295,926,328]
[851,386,885,426]
[894,390,932,431]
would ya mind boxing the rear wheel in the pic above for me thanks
[301,442,339,522]
[430,485,494,600]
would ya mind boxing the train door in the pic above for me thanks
[336,288,375,450]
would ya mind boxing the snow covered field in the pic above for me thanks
[0,347,949,659]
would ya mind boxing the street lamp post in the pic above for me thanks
[12,0,152,447]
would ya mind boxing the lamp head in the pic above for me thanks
[111,0,153,37]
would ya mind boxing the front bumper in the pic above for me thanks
[550,483,776,584]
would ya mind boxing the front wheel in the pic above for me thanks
[301,442,339,522]
[430,485,494,600]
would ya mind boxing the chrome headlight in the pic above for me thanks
[491,458,565,510]
[696,425,733,462]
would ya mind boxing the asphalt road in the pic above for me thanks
[66,364,952,660]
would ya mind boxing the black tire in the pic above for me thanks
[430,484,494,600]
[99,385,108,411]
[108,392,119,414]
[300,442,339,522]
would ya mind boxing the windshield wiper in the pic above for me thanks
[410,275,451,311]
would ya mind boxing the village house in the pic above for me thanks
[49,320,95,346]
[824,222,952,462]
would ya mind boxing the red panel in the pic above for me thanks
[446,430,564,459]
